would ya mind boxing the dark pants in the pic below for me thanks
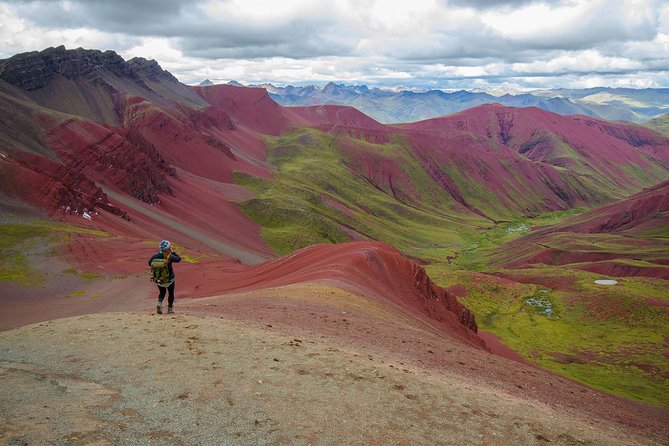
[157,282,175,307]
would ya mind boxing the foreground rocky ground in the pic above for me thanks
[1,283,667,445]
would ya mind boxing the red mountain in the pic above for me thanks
[2,47,669,322]
[490,181,669,279]
[1,49,669,440]
[557,180,669,234]
[402,103,669,193]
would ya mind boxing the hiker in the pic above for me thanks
[148,240,181,314]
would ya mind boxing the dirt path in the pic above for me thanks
[0,312,657,446]
[102,188,269,265]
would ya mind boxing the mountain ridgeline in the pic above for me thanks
[266,82,669,124]
[1,47,669,260]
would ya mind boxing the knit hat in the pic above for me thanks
[160,240,171,251]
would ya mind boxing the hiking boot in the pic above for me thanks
[167,306,174,314]
[156,304,163,314]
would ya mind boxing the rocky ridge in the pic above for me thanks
[0,45,176,91]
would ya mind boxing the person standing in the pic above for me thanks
[148,240,181,314]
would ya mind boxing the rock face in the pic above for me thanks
[42,117,176,205]
[127,57,178,83]
[1,151,129,219]
[411,262,478,333]
[0,46,142,90]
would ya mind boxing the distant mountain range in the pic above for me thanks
[2,46,667,258]
[257,81,669,124]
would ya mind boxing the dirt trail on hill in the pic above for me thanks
[1,283,667,446]
[102,188,269,265]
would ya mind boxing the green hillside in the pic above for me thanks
[425,208,669,407]
[647,113,669,136]
[235,128,490,258]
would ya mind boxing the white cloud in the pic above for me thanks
[0,0,667,89]
[481,0,660,49]
[512,50,642,74]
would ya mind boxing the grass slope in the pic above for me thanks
[647,114,669,137]
[0,218,107,286]
[425,208,669,407]
[235,128,490,257]
[428,265,669,407]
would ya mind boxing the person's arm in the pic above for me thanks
[148,254,156,266]
[170,251,181,263]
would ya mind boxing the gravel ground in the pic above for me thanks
[0,311,662,446]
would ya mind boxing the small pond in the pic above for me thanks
[594,279,618,285]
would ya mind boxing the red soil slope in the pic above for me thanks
[192,84,302,136]
[404,129,601,218]
[2,49,669,282]
[403,104,669,190]
[3,228,483,353]
[494,182,669,279]
[0,82,279,263]
[290,104,388,131]
[3,50,669,250]
[192,241,483,348]
[558,180,669,234]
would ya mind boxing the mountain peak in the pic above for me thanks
[199,79,214,86]
[322,81,341,92]
[0,46,175,91]
[127,57,177,83]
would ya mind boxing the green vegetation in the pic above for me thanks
[0,222,56,286]
[427,265,669,407]
[0,252,37,285]
[646,113,669,137]
[455,209,586,271]
[63,268,103,280]
[0,219,108,286]
[230,126,669,407]
[234,129,489,256]
[426,209,669,407]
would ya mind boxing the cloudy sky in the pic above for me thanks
[1,0,668,90]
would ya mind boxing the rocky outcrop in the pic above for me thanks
[0,46,145,91]
[2,152,129,219]
[128,57,178,83]
[411,262,478,333]
[0,46,172,91]
[0,47,209,126]
[43,117,175,205]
